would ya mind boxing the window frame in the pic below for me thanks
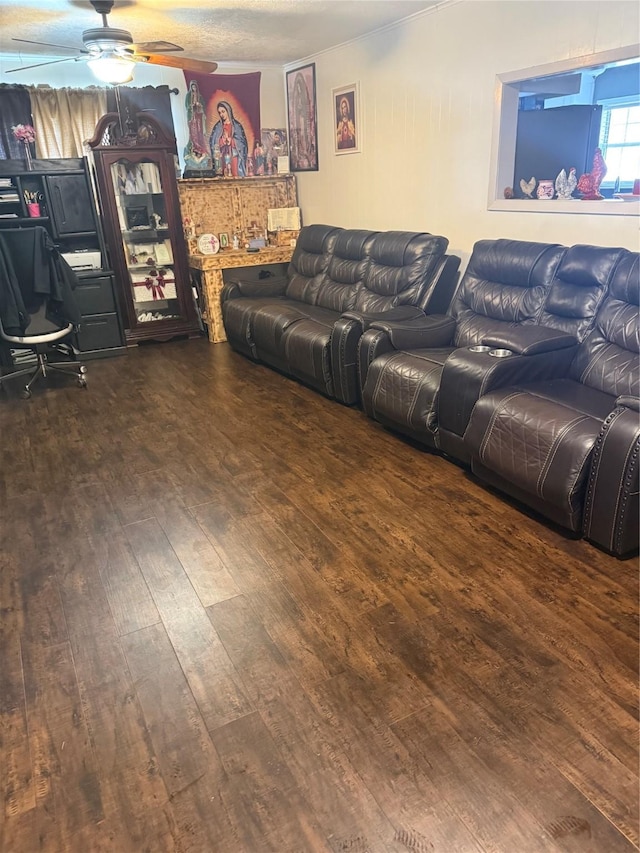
[488,43,640,216]
[598,99,640,190]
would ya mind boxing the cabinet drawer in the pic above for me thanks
[74,276,116,315]
[77,313,123,351]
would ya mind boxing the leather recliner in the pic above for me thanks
[359,239,567,452]
[221,224,459,402]
[464,250,639,557]
[359,241,627,464]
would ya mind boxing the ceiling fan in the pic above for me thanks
[6,0,218,84]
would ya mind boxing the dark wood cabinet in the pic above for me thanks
[88,113,200,345]
[0,157,126,359]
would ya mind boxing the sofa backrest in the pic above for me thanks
[285,224,342,304]
[451,239,566,347]
[569,250,640,399]
[314,229,378,312]
[352,231,449,312]
[538,244,627,342]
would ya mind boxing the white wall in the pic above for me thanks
[0,55,285,167]
[291,0,639,263]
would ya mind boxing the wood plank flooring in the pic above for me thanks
[0,338,637,853]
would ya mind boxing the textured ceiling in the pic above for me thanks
[0,0,441,66]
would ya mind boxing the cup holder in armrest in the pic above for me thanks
[489,348,513,358]
[468,345,492,353]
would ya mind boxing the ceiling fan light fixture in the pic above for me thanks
[87,53,135,85]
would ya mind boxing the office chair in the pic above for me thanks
[0,226,87,399]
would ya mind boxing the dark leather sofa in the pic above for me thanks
[464,250,639,557]
[358,239,638,556]
[221,224,460,404]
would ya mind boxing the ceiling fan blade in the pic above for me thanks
[134,53,217,74]
[12,37,84,53]
[133,41,184,54]
[6,57,80,73]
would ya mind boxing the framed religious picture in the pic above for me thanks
[219,232,229,248]
[332,83,360,155]
[286,63,319,172]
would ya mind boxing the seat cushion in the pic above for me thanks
[252,300,314,357]
[363,347,454,442]
[283,317,336,396]
[464,379,615,526]
[222,296,285,355]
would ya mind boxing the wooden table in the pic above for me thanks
[188,247,294,343]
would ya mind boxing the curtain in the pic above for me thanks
[0,84,33,158]
[106,85,176,151]
[29,86,108,158]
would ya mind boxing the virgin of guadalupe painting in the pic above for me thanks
[182,71,261,178]
[286,64,318,172]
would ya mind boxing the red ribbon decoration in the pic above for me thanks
[144,276,165,300]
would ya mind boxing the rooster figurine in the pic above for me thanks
[519,176,536,198]
[577,148,608,200]
[555,167,578,199]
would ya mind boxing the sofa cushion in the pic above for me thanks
[285,224,342,305]
[283,318,336,396]
[363,347,454,442]
[315,229,377,312]
[569,251,640,398]
[451,240,565,346]
[354,232,449,312]
[538,244,626,340]
[464,379,615,529]
[251,301,311,356]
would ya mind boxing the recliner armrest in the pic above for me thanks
[616,395,640,412]
[482,325,577,355]
[225,275,288,298]
[340,305,425,332]
[370,314,456,350]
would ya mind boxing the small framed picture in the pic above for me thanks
[125,205,150,229]
[332,83,360,155]
[219,232,229,249]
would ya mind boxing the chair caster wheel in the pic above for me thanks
[79,365,87,374]
[21,388,32,399]
[77,378,87,388]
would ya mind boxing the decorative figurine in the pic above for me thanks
[232,233,240,250]
[536,179,554,200]
[577,148,608,200]
[503,187,514,199]
[554,167,578,199]
[519,176,536,198]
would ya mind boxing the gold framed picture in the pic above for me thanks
[332,83,360,155]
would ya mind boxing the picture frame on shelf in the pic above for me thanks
[286,63,318,172]
[219,232,229,249]
[332,83,360,155]
[125,206,150,230]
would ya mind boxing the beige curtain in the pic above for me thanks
[29,86,108,158]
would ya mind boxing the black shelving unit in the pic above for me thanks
[0,157,126,359]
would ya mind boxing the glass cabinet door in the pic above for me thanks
[109,158,184,326]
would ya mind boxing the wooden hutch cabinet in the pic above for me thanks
[88,113,200,345]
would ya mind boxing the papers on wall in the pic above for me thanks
[267,207,301,231]
[277,156,290,174]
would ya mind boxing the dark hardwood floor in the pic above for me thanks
[0,338,637,853]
